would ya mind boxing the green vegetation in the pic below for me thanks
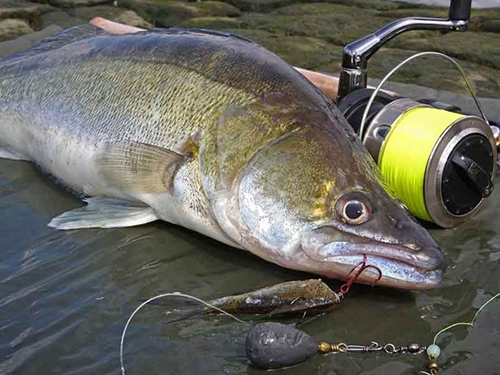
[119,0,240,27]
[2,0,499,96]
[177,1,500,96]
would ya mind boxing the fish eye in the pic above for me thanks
[335,193,372,225]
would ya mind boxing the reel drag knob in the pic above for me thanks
[363,98,496,228]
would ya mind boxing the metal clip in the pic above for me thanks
[345,342,426,355]
[346,342,384,353]
[383,343,399,354]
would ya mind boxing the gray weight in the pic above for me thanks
[246,322,318,369]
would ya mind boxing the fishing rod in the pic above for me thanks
[335,0,498,228]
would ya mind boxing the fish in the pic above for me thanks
[206,279,340,316]
[159,279,340,320]
[0,25,446,289]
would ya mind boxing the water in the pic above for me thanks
[1,155,500,374]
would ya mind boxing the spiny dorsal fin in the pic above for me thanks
[148,27,254,44]
[95,141,188,194]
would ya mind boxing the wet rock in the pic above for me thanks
[225,0,296,13]
[390,31,500,70]
[194,1,241,17]
[181,16,242,30]
[0,18,33,42]
[68,4,129,21]
[38,6,150,30]
[31,0,113,8]
[72,6,152,29]
[39,9,85,29]
[120,0,240,27]
[114,10,151,29]
[0,24,61,58]
[471,18,500,33]
[0,2,53,22]
[237,4,389,47]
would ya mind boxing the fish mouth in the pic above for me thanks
[301,233,446,290]
[319,252,444,290]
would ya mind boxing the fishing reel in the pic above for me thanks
[336,0,498,228]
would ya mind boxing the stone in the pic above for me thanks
[114,10,151,29]
[38,5,151,30]
[30,0,113,9]
[69,5,151,28]
[0,2,53,22]
[39,9,85,29]
[0,24,62,58]
[119,0,241,27]
[0,18,33,42]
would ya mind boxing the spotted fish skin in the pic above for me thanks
[0,25,445,289]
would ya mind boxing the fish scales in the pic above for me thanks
[0,26,446,289]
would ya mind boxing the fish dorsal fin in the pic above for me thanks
[1,24,105,62]
[95,141,188,194]
[148,27,254,44]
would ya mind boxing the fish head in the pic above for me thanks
[203,103,445,290]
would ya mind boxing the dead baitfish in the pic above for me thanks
[207,279,340,316]
[0,25,446,289]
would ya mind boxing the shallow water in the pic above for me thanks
[1,156,500,375]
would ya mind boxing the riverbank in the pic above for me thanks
[1,0,499,98]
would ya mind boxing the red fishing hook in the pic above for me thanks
[338,254,382,296]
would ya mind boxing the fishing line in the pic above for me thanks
[432,290,500,345]
[245,290,500,373]
[117,286,500,373]
[356,51,495,227]
[119,262,373,373]
[119,292,249,375]
[359,51,489,137]
[418,291,500,374]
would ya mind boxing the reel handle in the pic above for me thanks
[337,1,471,101]
[452,152,494,198]
[449,0,472,21]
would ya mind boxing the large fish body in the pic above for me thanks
[0,25,445,289]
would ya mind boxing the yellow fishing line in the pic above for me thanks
[378,107,464,222]
[432,291,500,345]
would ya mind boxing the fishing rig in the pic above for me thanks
[244,2,500,373]
[119,283,500,375]
[119,2,500,374]
[335,0,498,228]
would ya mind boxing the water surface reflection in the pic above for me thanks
[1,159,499,374]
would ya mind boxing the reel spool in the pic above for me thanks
[338,94,496,228]
[334,0,499,228]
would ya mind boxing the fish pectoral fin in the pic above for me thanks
[48,198,158,230]
[95,141,188,193]
[0,146,29,161]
